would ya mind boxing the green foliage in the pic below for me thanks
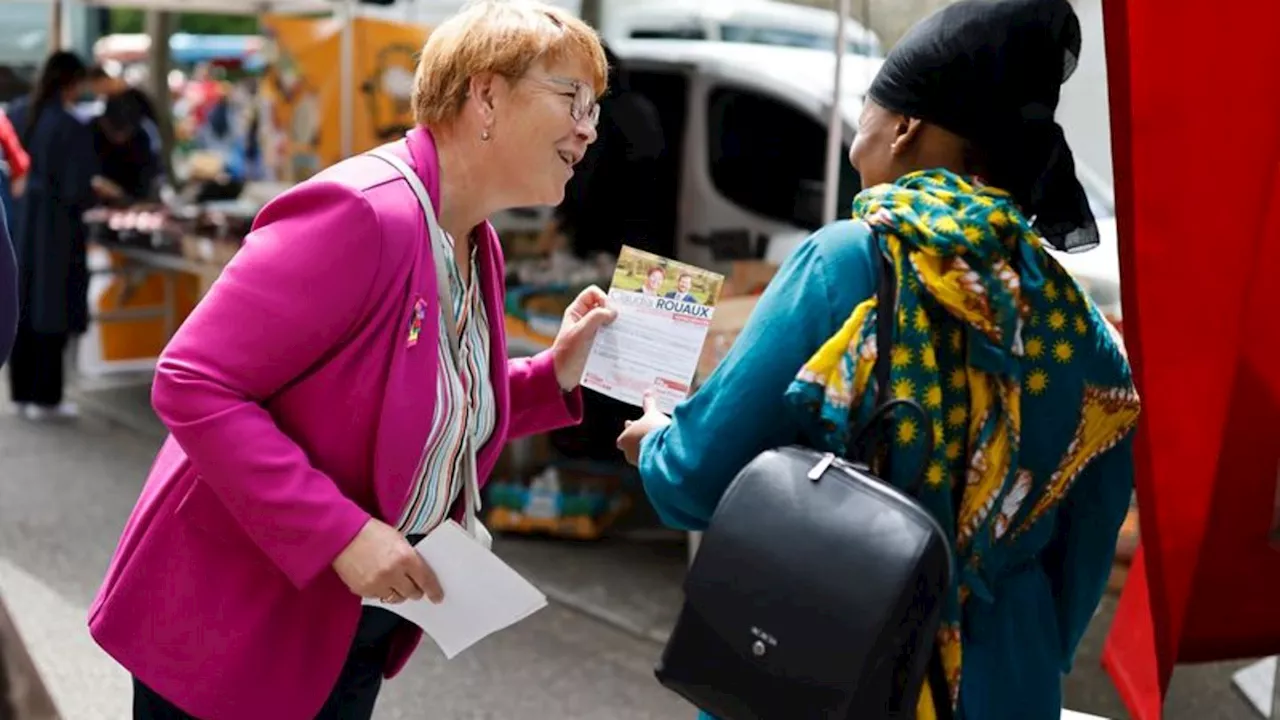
[107,9,259,35]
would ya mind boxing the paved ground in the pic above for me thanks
[0,371,1267,719]
[0,381,689,720]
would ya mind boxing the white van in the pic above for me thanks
[606,38,1122,322]
[607,39,881,269]
[610,0,882,57]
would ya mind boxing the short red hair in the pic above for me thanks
[413,0,609,127]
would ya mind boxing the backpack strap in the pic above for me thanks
[873,244,896,411]
[849,243,938,487]
[867,241,956,720]
[929,649,955,720]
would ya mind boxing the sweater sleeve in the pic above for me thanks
[150,181,385,589]
[0,111,29,180]
[638,221,878,529]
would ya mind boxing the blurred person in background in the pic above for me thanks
[0,107,30,228]
[89,2,613,719]
[0,107,28,365]
[0,188,14,365]
[543,42,667,463]
[552,43,665,258]
[6,51,99,421]
[91,91,162,203]
[196,95,246,179]
[86,64,123,103]
[184,93,248,203]
[89,64,163,159]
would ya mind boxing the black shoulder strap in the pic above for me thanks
[929,650,955,720]
[857,245,898,479]
[870,243,955,720]
[873,245,896,410]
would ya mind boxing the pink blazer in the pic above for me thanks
[88,128,583,720]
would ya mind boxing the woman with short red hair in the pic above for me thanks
[90,3,614,718]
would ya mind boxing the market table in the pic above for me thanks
[90,243,224,342]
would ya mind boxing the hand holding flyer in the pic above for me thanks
[581,246,724,414]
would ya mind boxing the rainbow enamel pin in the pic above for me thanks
[407,296,427,347]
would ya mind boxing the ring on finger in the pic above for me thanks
[381,591,401,603]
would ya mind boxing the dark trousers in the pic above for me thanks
[7,323,66,406]
[132,607,406,720]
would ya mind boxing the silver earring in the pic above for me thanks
[481,129,491,141]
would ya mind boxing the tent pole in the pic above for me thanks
[822,0,851,225]
[339,0,356,158]
[48,0,63,52]
[145,9,177,184]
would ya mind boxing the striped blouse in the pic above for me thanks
[396,231,498,536]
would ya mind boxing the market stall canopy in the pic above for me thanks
[95,33,267,66]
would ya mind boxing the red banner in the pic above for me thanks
[1101,0,1280,716]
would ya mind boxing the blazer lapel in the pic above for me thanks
[398,128,511,491]
[473,222,511,484]
[367,130,447,523]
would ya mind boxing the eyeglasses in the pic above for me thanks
[528,75,600,127]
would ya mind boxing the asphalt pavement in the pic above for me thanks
[0,381,690,720]
[0,372,1268,720]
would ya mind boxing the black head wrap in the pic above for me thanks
[868,0,1097,252]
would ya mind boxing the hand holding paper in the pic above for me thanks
[334,518,442,604]
[364,520,547,659]
[617,390,672,466]
[551,285,617,391]
[581,246,724,414]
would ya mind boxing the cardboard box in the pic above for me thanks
[724,260,779,298]
[691,260,777,386]
[695,295,761,386]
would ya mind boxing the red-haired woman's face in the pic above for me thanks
[645,269,665,292]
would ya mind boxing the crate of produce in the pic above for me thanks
[484,461,634,541]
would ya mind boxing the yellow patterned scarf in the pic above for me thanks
[784,169,1140,717]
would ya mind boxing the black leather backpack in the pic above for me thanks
[655,247,956,719]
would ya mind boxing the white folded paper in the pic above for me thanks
[363,520,547,659]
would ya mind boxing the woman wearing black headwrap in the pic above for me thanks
[857,0,1098,252]
[618,1,1138,719]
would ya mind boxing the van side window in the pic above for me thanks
[706,87,860,230]
[629,27,709,40]
[720,24,828,50]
